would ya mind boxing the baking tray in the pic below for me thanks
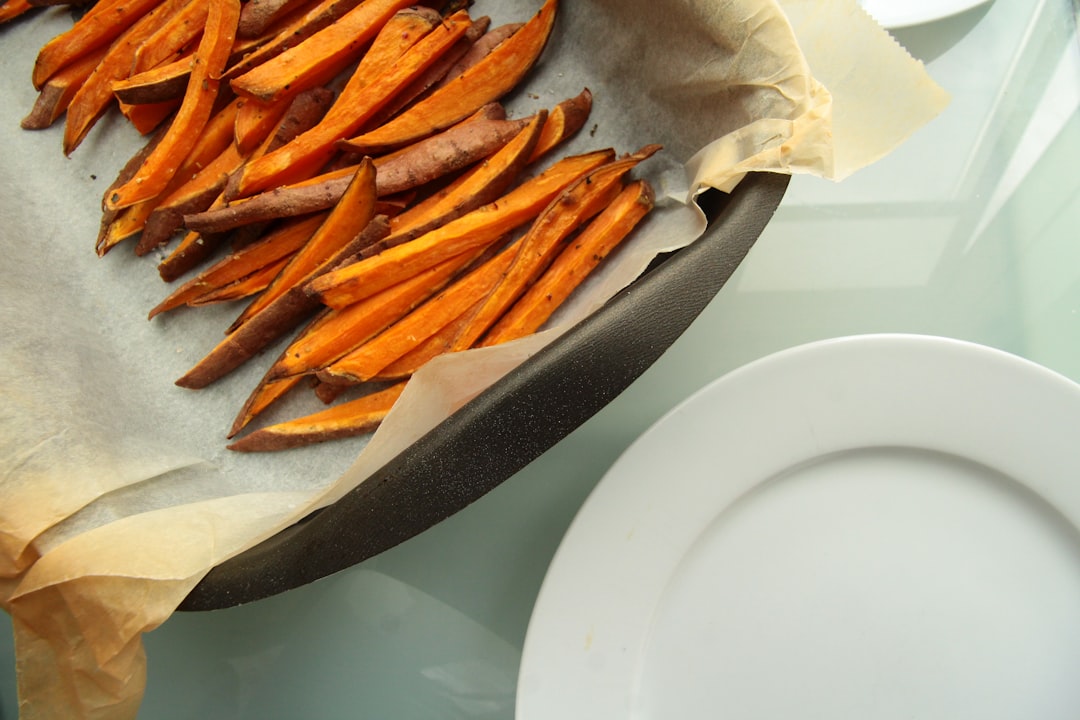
[179,170,789,611]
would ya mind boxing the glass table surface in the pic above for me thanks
[2,0,1078,716]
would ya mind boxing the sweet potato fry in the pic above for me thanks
[317,245,516,384]
[307,146,614,311]
[175,214,391,389]
[230,9,471,198]
[96,120,171,254]
[221,0,367,80]
[0,0,34,23]
[111,55,193,105]
[430,21,522,92]
[341,0,556,153]
[445,145,661,352]
[187,254,291,305]
[368,109,548,254]
[360,15,492,130]
[104,0,241,211]
[31,0,165,89]
[227,0,419,103]
[229,373,307,437]
[130,0,209,75]
[529,88,593,162]
[20,45,107,130]
[136,143,246,254]
[118,98,181,134]
[266,247,484,380]
[237,0,308,38]
[226,381,406,452]
[483,179,655,346]
[187,113,533,233]
[233,98,289,155]
[98,96,244,254]
[62,0,187,154]
[149,212,326,317]
[233,157,378,326]
[370,294,485,381]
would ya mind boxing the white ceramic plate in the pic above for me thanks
[517,334,1080,720]
[860,0,992,28]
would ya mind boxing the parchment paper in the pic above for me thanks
[0,0,949,716]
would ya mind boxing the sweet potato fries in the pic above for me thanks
[12,0,665,452]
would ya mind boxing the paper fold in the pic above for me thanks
[0,0,949,716]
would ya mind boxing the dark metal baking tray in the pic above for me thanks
[179,170,789,611]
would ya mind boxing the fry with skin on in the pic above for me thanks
[341,0,556,153]
[528,88,593,162]
[221,0,369,80]
[231,157,378,327]
[185,112,535,234]
[430,21,523,92]
[446,145,661,353]
[226,381,406,452]
[227,0,419,103]
[62,0,188,154]
[229,374,307,437]
[175,167,386,389]
[483,180,655,346]
[266,246,487,381]
[142,87,333,253]
[96,96,244,254]
[149,212,327,318]
[129,0,209,75]
[360,15,492,130]
[233,97,291,155]
[104,0,241,211]
[31,0,165,89]
[0,0,35,24]
[364,93,592,257]
[306,147,615,311]
[187,254,292,305]
[237,0,309,38]
[111,55,194,105]
[20,45,108,130]
[175,216,390,389]
[316,245,516,385]
[370,294,485,381]
[230,9,472,198]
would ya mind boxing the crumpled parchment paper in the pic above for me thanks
[0,0,949,716]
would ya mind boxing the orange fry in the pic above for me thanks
[104,0,241,211]
[446,145,660,352]
[20,45,108,130]
[227,0,418,103]
[528,87,593,162]
[187,254,292,305]
[231,9,472,198]
[317,245,516,384]
[226,381,406,452]
[307,147,614,311]
[130,0,209,75]
[342,0,556,153]
[175,216,393,390]
[233,157,378,326]
[221,0,367,80]
[267,247,483,380]
[32,0,165,89]
[0,0,35,23]
[149,213,326,318]
[483,179,655,346]
[62,0,187,154]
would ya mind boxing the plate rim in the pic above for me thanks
[859,0,992,29]
[516,333,1080,718]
